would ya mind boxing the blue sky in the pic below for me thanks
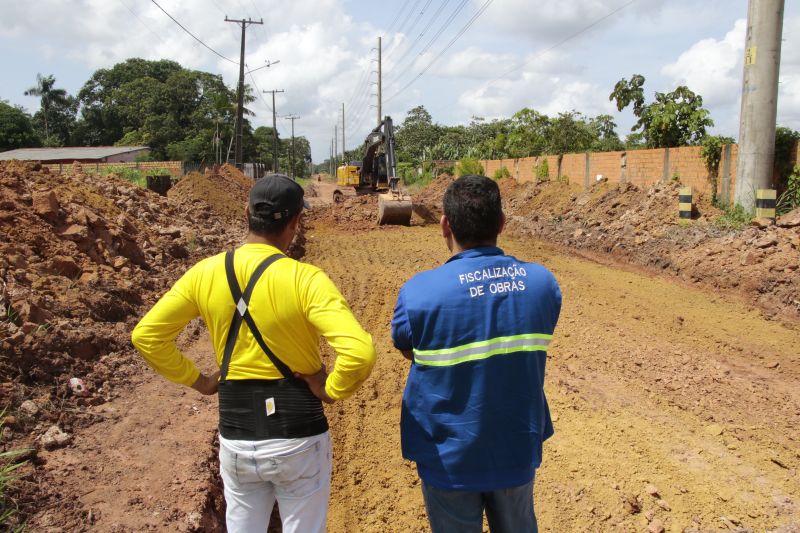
[2,0,799,161]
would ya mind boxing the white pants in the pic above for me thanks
[219,431,332,533]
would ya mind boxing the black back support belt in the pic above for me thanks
[218,250,328,440]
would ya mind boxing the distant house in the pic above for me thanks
[0,146,150,164]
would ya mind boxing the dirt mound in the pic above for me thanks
[415,175,800,321]
[0,160,241,462]
[306,194,382,232]
[168,164,253,223]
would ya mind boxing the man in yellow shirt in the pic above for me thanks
[132,173,376,533]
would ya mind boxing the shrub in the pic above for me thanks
[456,157,484,177]
[535,159,550,181]
[493,166,511,180]
[700,135,735,202]
[713,204,753,230]
[777,165,800,216]
[100,166,171,188]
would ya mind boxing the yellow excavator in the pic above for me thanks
[334,116,413,225]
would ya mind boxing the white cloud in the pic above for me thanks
[661,19,745,108]
[456,52,614,120]
[479,0,634,41]
[661,15,800,135]
[436,47,517,79]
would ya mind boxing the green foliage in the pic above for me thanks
[535,159,550,180]
[456,157,484,177]
[774,127,800,188]
[0,413,29,530]
[395,106,442,164]
[610,74,713,147]
[493,166,511,180]
[700,135,735,174]
[100,165,170,188]
[0,101,40,151]
[777,166,800,216]
[25,73,75,145]
[713,204,753,230]
[75,58,246,161]
[700,135,735,201]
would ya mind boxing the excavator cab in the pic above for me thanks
[332,116,413,224]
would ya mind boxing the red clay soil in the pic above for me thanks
[0,161,250,530]
[414,174,800,322]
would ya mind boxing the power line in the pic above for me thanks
[471,0,639,104]
[116,0,166,44]
[385,0,423,59]
[385,2,410,36]
[383,0,469,89]
[150,0,238,65]
[385,0,493,102]
[389,0,450,72]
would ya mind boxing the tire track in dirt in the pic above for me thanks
[304,222,800,532]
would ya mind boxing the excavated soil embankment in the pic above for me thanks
[415,174,800,322]
[3,168,798,532]
[0,162,254,530]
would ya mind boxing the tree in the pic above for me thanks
[0,101,41,151]
[76,58,241,160]
[24,74,71,144]
[610,74,713,148]
[505,108,549,158]
[32,95,77,146]
[395,105,442,164]
[589,114,625,152]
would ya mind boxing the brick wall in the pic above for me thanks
[42,160,183,177]
[474,145,765,205]
[465,141,798,205]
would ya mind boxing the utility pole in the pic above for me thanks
[330,139,333,176]
[341,103,346,164]
[263,89,285,172]
[225,16,263,169]
[334,124,338,171]
[377,36,382,126]
[735,0,785,211]
[285,115,300,179]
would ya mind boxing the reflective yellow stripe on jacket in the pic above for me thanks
[412,333,552,367]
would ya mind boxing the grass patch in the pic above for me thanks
[713,204,753,230]
[0,413,29,531]
[99,166,171,188]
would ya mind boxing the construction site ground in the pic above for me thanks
[2,165,799,532]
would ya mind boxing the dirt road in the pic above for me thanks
[24,209,799,532]
[305,223,800,533]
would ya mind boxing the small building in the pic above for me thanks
[0,146,150,164]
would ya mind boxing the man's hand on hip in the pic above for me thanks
[295,365,335,404]
[191,370,220,395]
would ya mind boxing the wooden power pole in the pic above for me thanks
[225,16,263,168]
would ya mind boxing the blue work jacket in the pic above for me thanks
[391,246,561,491]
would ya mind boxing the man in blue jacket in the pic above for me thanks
[391,174,561,533]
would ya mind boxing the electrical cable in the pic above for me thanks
[383,0,468,89]
[388,0,449,72]
[385,0,493,102]
[385,0,423,59]
[150,0,238,65]
[439,0,639,116]
[116,0,166,44]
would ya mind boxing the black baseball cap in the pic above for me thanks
[249,173,309,220]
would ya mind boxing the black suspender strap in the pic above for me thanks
[220,250,293,381]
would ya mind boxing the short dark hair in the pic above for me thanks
[443,175,502,246]
[247,210,295,236]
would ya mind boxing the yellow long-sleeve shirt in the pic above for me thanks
[131,243,376,401]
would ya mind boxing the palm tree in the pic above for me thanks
[24,74,68,142]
